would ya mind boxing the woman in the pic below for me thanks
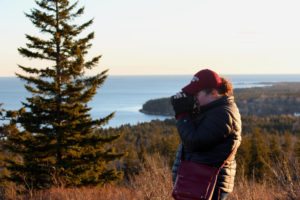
[171,69,242,200]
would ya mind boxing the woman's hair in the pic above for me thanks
[203,77,233,96]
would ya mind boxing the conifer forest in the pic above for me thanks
[0,0,299,199]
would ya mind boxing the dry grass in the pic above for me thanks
[128,154,173,200]
[228,157,300,200]
[229,179,298,200]
[1,155,299,200]
[26,186,137,200]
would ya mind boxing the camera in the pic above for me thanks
[173,92,197,111]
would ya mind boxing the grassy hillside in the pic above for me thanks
[6,154,300,200]
[1,116,299,199]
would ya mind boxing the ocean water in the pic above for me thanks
[1,74,300,127]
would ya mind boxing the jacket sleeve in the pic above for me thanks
[176,111,232,152]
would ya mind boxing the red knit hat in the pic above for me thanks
[182,69,222,94]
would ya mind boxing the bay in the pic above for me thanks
[1,74,300,127]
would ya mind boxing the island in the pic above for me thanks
[140,82,300,117]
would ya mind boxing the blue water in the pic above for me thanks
[1,75,300,127]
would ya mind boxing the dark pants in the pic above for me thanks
[212,189,229,200]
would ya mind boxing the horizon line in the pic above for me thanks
[1,73,300,77]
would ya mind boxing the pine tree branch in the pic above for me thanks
[70,5,83,19]
[35,0,56,12]
[62,1,80,19]
[18,65,40,74]
[60,22,78,36]
[18,47,56,61]
[76,19,93,33]
[26,9,56,29]
[84,55,101,69]
[16,74,57,94]
[26,34,53,47]
[40,67,56,77]
[24,84,43,94]
[84,70,108,87]
[94,112,115,127]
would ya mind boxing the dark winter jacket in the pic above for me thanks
[172,95,242,193]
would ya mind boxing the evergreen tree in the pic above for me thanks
[122,146,142,178]
[281,131,293,157]
[295,134,300,164]
[0,106,22,194]
[248,128,271,181]
[236,135,251,179]
[268,134,283,163]
[3,0,123,190]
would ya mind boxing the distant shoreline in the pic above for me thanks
[1,77,300,127]
[139,109,172,117]
[139,82,300,117]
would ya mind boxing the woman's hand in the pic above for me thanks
[170,92,195,118]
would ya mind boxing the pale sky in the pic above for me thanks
[1,0,300,76]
